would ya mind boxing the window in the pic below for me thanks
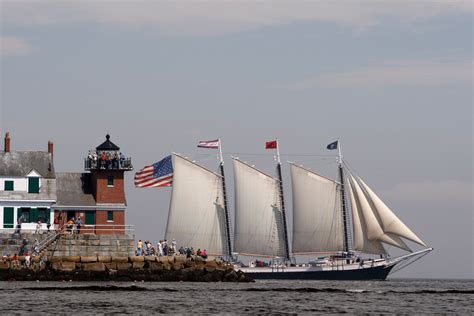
[4,180,14,191]
[28,177,39,193]
[18,208,30,223]
[85,211,95,225]
[38,208,50,223]
[107,211,114,221]
[107,176,114,187]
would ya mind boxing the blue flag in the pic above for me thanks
[327,140,338,150]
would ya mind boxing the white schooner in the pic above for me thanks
[162,140,433,280]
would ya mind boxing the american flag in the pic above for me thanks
[134,155,173,188]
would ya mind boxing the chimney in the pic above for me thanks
[48,140,54,160]
[4,132,10,152]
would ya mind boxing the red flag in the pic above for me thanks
[265,140,277,149]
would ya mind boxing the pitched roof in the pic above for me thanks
[55,172,96,207]
[0,151,55,178]
[96,134,120,151]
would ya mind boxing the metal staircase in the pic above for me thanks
[33,226,66,256]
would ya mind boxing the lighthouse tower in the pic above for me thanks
[84,134,133,234]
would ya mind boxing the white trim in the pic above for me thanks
[52,205,125,210]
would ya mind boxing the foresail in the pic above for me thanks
[348,175,411,251]
[233,159,286,257]
[290,164,344,254]
[165,154,228,255]
[358,177,427,247]
[347,180,386,255]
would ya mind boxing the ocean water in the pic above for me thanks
[0,279,472,314]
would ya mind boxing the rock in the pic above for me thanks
[63,256,80,262]
[205,267,216,273]
[205,260,217,268]
[0,261,9,269]
[51,262,62,270]
[116,263,132,270]
[130,256,144,263]
[111,257,128,263]
[224,270,238,282]
[206,256,216,262]
[98,256,112,263]
[144,256,156,262]
[60,262,76,271]
[158,257,168,264]
[80,256,98,263]
[162,263,171,270]
[132,262,145,269]
[171,263,183,271]
[82,262,105,272]
[149,262,163,271]
[105,263,117,270]
[184,261,194,268]
[167,256,175,264]
[174,256,186,264]
[194,256,205,264]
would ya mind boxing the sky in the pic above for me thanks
[0,1,472,279]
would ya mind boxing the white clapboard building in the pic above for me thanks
[0,132,56,230]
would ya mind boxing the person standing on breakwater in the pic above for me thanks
[157,240,163,256]
[137,239,143,256]
[76,217,82,234]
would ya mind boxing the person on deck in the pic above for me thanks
[201,249,208,259]
[76,217,82,234]
[137,240,143,256]
[35,221,42,235]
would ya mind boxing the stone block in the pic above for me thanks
[132,262,145,269]
[60,262,76,271]
[105,263,117,270]
[82,262,105,272]
[162,263,171,270]
[51,262,62,270]
[81,256,98,263]
[149,262,163,271]
[111,257,129,263]
[205,260,218,268]
[171,263,183,271]
[130,256,144,262]
[206,256,216,262]
[167,256,175,264]
[116,263,132,270]
[98,256,111,263]
[158,257,168,264]
[174,256,186,264]
[63,256,80,262]
[144,256,156,262]
[0,261,9,269]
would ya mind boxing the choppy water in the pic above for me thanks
[0,279,472,314]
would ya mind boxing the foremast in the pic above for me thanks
[275,139,291,262]
[218,139,233,259]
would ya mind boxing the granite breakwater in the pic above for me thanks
[0,255,253,282]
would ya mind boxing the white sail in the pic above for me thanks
[358,177,427,247]
[347,180,386,254]
[348,175,411,251]
[290,163,344,254]
[165,154,228,255]
[233,158,286,257]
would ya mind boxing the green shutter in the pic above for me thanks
[85,211,95,225]
[3,207,14,228]
[107,211,113,221]
[38,208,50,223]
[18,208,30,222]
[28,177,39,193]
[4,181,14,191]
[107,176,114,186]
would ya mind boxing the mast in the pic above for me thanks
[218,138,233,258]
[337,140,351,254]
[275,139,291,261]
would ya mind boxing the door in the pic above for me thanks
[3,207,14,228]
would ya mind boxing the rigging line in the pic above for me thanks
[224,152,336,157]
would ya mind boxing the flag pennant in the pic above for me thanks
[197,139,219,149]
[266,140,278,149]
[134,155,173,188]
[327,140,338,150]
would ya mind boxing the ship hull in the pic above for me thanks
[240,264,394,281]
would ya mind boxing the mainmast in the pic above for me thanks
[275,139,291,261]
[337,140,352,254]
[218,139,233,259]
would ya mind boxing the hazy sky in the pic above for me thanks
[1,1,472,279]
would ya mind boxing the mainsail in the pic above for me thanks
[233,158,286,257]
[290,163,344,254]
[165,154,228,255]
